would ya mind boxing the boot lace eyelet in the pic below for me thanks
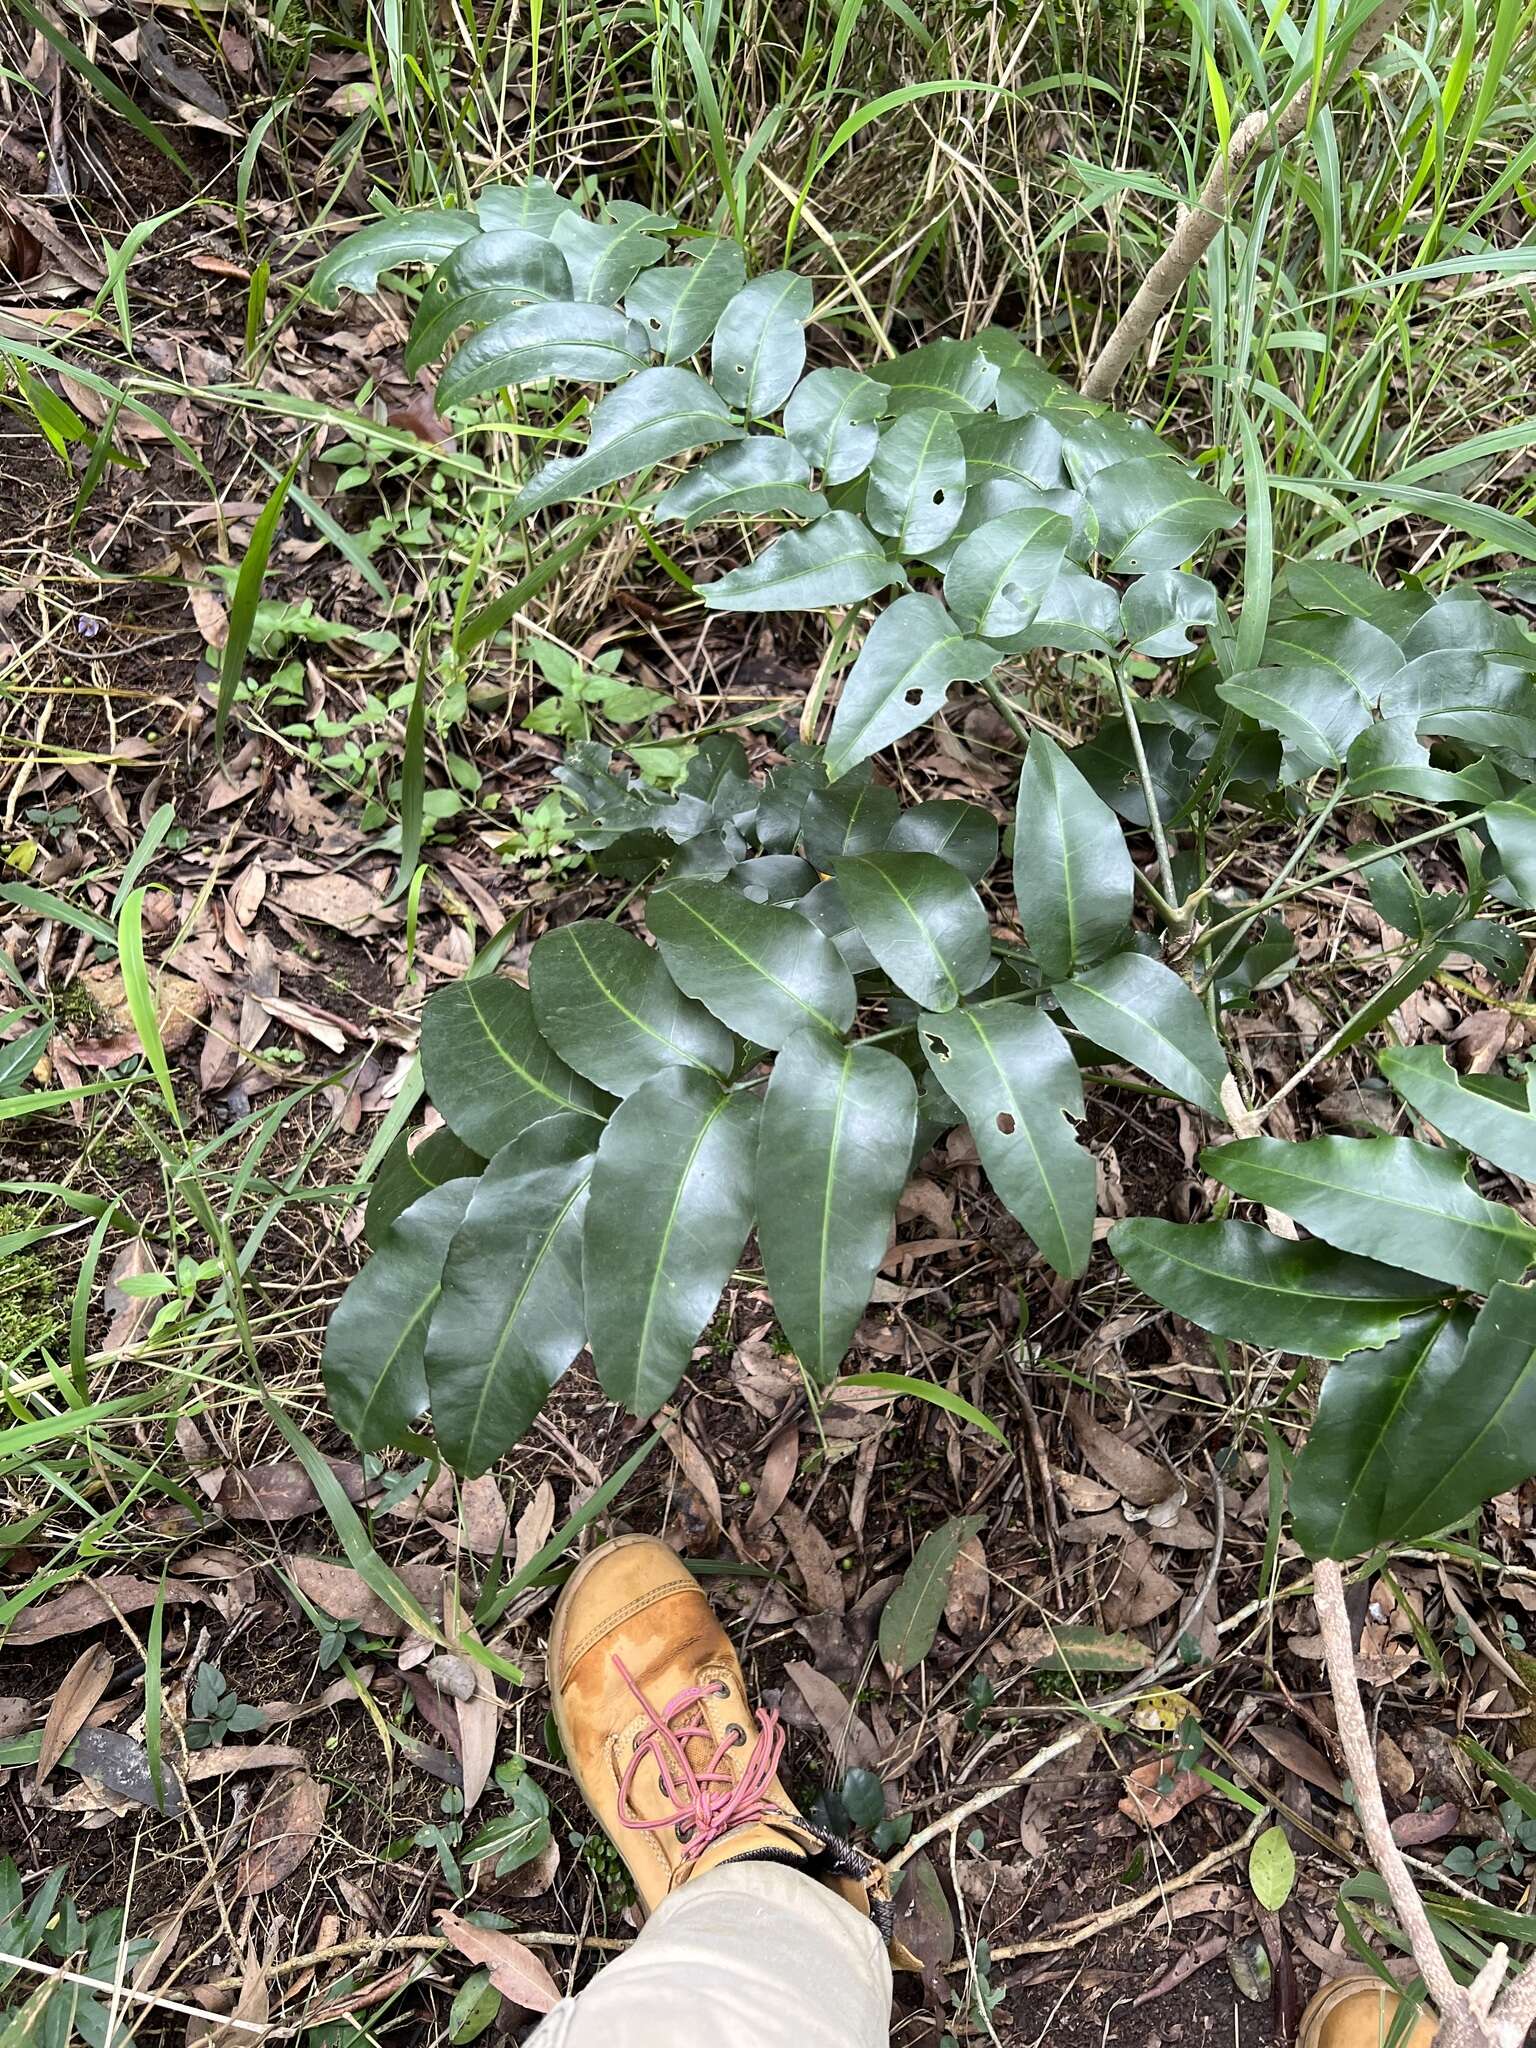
[712,1682,730,1700]
[676,1820,695,1844]
[725,1723,745,1747]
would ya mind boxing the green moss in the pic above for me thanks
[50,979,106,1034]
[0,1204,67,1362]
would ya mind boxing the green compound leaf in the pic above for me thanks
[942,507,1072,646]
[648,879,857,1048]
[311,209,479,305]
[1013,733,1134,981]
[406,229,573,375]
[824,594,999,781]
[1378,1043,1536,1183]
[919,1001,1094,1280]
[834,851,994,1012]
[366,1126,485,1248]
[1087,455,1240,574]
[697,511,905,612]
[324,1178,476,1450]
[420,978,610,1157]
[879,1513,986,1675]
[1055,951,1230,1118]
[585,1069,759,1418]
[865,407,968,556]
[757,1028,917,1385]
[436,302,649,408]
[1202,1134,1536,1296]
[1110,1218,1444,1360]
[710,269,813,417]
[783,366,888,484]
[529,920,734,1096]
[650,437,825,532]
[425,1118,595,1476]
[624,236,745,361]
[513,367,744,516]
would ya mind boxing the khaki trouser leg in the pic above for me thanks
[527,1860,893,2048]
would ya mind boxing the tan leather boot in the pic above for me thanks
[549,1532,892,1934]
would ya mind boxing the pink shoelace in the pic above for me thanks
[612,1655,786,1862]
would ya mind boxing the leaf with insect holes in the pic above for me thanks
[943,507,1072,646]
[529,921,733,1096]
[697,511,904,613]
[1249,1826,1296,1910]
[824,595,1000,780]
[1086,455,1239,573]
[1378,1044,1536,1183]
[406,229,573,375]
[425,1119,594,1476]
[1120,570,1222,657]
[420,978,611,1158]
[958,411,1065,492]
[783,367,888,484]
[624,236,746,362]
[1055,951,1230,1118]
[834,852,993,1012]
[1203,1135,1536,1296]
[879,1514,985,1675]
[513,367,744,516]
[919,1002,1094,1279]
[366,1126,485,1247]
[648,880,856,1047]
[1006,569,1123,655]
[436,303,650,407]
[325,1178,476,1449]
[1110,1218,1444,1359]
[870,338,999,417]
[757,1028,916,1386]
[650,438,825,532]
[865,408,968,555]
[710,270,813,416]
[311,210,479,304]
[584,1069,759,1419]
[1013,733,1134,981]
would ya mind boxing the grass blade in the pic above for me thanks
[219,458,300,750]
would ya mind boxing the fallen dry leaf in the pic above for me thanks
[184,1743,307,1782]
[1391,1801,1460,1846]
[775,1501,845,1616]
[274,873,390,936]
[237,1770,327,1896]
[216,1456,373,1521]
[1119,1757,1211,1828]
[7,1576,206,1647]
[746,1426,799,1537]
[445,1587,497,1814]
[70,1726,183,1813]
[782,1660,881,1772]
[513,1480,556,1576]
[943,1533,990,1638]
[1250,1723,1344,1801]
[1068,1396,1182,1509]
[36,1643,114,1786]
[662,1419,722,1534]
[72,958,208,1056]
[286,1556,450,1636]
[435,1913,559,2013]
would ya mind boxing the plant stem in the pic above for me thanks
[978,671,1032,752]
[799,607,859,745]
[1109,661,1185,929]
[1194,781,1344,994]
[1196,806,1487,957]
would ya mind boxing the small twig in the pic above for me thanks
[942,1808,1269,1967]
[196,1929,632,1998]
[0,1951,266,2036]
[1313,1559,1463,2019]
[1081,0,1412,398]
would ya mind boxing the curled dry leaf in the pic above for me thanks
[286,1556,451,1635]
[237,1770,328,1896]
[435,1912,560,2014]
[1249,1723,1344,1802]
[513,1479,557,1575]
[184,1743,307,1782]
[942,1533,990,1638]
[782,1659,881,1772]
[662,1419,723,1534]
[274,873,392,936]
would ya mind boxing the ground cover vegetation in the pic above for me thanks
[2,0,1536,2042]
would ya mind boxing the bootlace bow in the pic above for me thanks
[612,1655,786,1861]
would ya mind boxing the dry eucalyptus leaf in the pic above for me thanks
[70,1727,182,1814]
[1067,1396,1182,1509]
[237,1770,327,1896]
[746,1425,800,1535]
[286,1556,449,1636]
[942,1533,990,1638]
[435,1913,560,2014]
[782,1660,881,1772]
[661,1420,723,1533]
[7,1576,205,1647]
[775,1501,845,1616]
[1249,1723,1344,1802]
[36,1643,113,1785]
[513,1480,557,1576]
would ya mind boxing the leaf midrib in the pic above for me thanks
[628,1090,735,1409]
